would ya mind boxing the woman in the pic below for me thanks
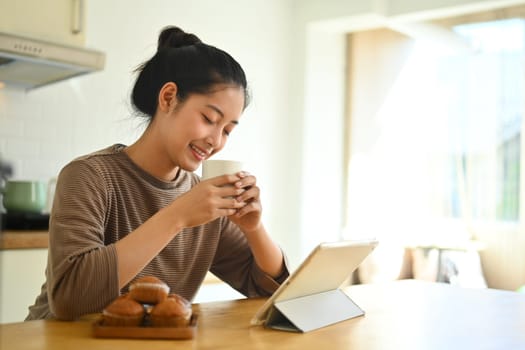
[26,26,288,321]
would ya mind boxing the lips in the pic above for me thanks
[190,144,210,160]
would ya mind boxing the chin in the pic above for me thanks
[180,161,200,173]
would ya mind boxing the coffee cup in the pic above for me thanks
[201,160,244,180]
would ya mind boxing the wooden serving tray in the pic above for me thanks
[92,314,197,339]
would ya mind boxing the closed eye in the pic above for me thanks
[202,114,214,124]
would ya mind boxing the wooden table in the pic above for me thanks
[1,280,524,349]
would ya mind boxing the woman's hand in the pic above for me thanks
[227,172,263,234]
[226,172,285,278]
[167,174,248,229]
[115,174,247,289]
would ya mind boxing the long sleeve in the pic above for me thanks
[46,160,120,320]
[211,219,290,297]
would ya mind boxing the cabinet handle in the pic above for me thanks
[72,0,84,34]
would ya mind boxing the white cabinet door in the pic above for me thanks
[0,249,47,323]
[0,0,86,46]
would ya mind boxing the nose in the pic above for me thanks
[205,127,223,148]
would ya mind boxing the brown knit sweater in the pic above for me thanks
[26,144,288,321]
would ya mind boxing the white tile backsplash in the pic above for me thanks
[23,122,60,141]
[0,74,112,180]
[0,138,6,155]
[5,137,41,158]
[2,97,76,177]
[0,119,24,138]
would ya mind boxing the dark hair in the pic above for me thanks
[131,26,250,118]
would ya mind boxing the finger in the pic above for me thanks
[219,208,238,217]
[234,201,260,217]
[218,196,246,210]
[218,186,246,199]
[235,186,259,203]
[204,174,243,187]
[234,173,256,189]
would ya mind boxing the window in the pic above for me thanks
[344,17,525,242]
[444,19,524,222]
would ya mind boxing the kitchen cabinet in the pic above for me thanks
[0,248,47,323]
[0,0,86,46]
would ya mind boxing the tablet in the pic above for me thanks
[251,239,378,328]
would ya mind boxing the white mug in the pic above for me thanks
[201,160,244,180]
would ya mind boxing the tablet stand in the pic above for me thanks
[265,289,364,332]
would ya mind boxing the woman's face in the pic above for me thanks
[158,85,245,172]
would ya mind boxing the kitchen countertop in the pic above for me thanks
[0,230,49,250]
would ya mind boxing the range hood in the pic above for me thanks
[0,32,105,90]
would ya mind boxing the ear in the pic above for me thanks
[157,82,178,113]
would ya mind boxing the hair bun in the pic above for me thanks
[157,26,202,50]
